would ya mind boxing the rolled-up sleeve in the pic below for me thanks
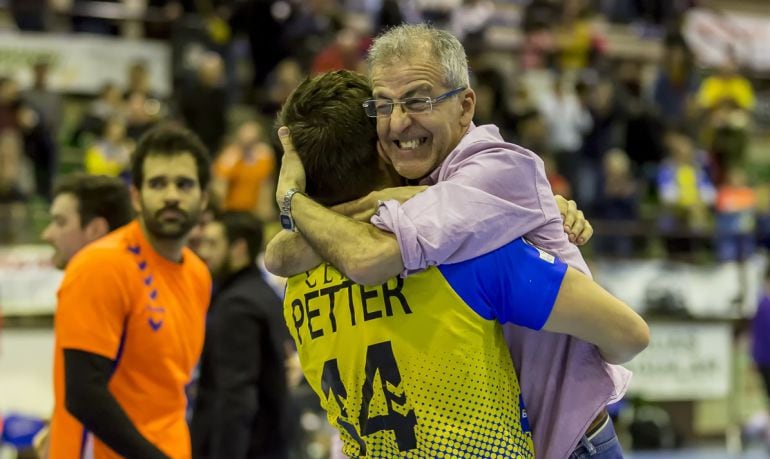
[372,145,552,276]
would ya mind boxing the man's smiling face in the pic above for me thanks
[371,52,475,181]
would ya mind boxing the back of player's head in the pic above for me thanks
[277,70,382,206]
[218,211,263,262]
[131,123,211,190]
[53,173,133,230]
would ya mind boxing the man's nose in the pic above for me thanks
[389,103,413,133]
[163,184,181,202]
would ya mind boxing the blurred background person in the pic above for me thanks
[192,211,290,459]
[595,148,640,257]
[657,127,716,259]
[83,117,133,181]
[177,51,228,156]
[212,120,276,221]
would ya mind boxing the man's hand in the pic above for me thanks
[555,195,593,245]
[275,126,306,204]
[332,186,428,222]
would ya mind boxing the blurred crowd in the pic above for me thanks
[0,0,769,264]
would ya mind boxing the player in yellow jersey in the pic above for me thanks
[273,71,649,458]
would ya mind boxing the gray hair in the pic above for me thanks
[366,24,470,88]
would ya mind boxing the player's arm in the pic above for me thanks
[64,350,169,459]
[268,128,591,285]
[443,239,649,365]
[280,192,404,285]
[203,298,262,458]
[264,185,427,278]
[543,268,650,364]
[264,230,323,277]
[271,129,402,284]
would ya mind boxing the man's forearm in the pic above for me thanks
[264,230,323,277]
[291,193,403,285]
[64,350,168,459]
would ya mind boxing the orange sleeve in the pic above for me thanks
[57,249,133,359]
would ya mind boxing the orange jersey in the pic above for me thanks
[49,220,211,459]
[214,144,275,212]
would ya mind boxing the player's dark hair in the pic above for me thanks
[53,173,133,230]
[277,70,382,206]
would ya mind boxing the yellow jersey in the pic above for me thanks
[285,238,567,458]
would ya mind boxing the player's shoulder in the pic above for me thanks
[182,247,212,280]
[66,225,136,273]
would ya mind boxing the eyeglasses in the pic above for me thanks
[362,86,467,118]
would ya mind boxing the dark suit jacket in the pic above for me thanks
[191,266,289,459]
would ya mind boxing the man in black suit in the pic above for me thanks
[191,211,290,459]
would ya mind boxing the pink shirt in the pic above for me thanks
[372,124,631,459]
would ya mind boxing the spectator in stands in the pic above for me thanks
[23,60,63,136]
[617,59,665,172]
[311,21,371,75]
[212,120,276,221]
[177,52,227,156]
[126,61,154,99]
[697,51,755,113]
[538,73,592,202]
[259,59,305,119]
[192,212,290,459]
[91,83,125,123]
[652,34,699,127]
[553,0,595,72]
[71,83,125,150]
[595,148,639,257]
[714,166,756,262]
[1,76,56,201]
[125,91,159,141]
[282,0,345,70]
[0,129,33,243]
[657,127,715,257]
[84,116,133,181]
[449,0,495,47]
[228,0,291,91]
[580,76,625,209]
[698,51,755,185]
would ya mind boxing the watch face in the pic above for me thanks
[280,213,294,230]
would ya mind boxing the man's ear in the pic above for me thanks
[130,185,141,214]
[459,88,476,127]
[84,216,110,242]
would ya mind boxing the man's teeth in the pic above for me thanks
[398,139,423,150]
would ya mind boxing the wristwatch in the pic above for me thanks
[279,188,303,232]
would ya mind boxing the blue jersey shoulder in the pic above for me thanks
[438,238,567,330]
